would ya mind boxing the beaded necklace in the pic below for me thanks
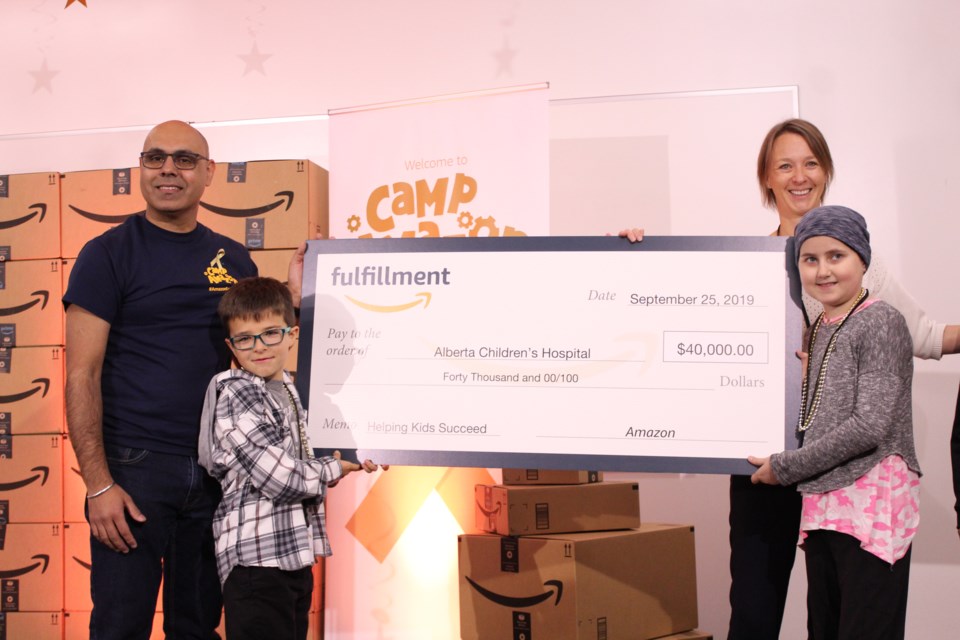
[797,287,869,435]
[283,382,314,460]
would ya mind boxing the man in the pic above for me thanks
[64,120,303,639]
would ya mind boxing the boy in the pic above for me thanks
[748,206,919,640]
[198,276,379,640]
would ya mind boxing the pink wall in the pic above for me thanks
[4,2,960,638]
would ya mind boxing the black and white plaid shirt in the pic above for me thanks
[199,368,343,584]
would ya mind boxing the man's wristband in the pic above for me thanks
[86,482,116,500]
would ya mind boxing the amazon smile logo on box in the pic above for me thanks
[199,191,294,217]
[67,206,141,224]
[0,291,49,318]
[0,467,49,492]
[465,576,564,608]
[0,556,49,580]
[0,204,46,230]
[65,190,295,225]
[0,378,50,404]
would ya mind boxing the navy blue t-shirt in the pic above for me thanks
[63,215,258,455]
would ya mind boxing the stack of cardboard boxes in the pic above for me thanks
[460,469,711,640]
[0,160,328,639]
[1,171,68,639]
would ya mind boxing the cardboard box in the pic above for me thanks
[0,259,65,348]
[197,160,328,249]
[63,522,93,612]
[0,523,64,611]
[0,611,64,640]
[249,248,295,281]
[61,259,74,348]
[476,482,640,536]
[60,168,145,259]
[61,435,85,524]
[0,172,62,261]
[0,434,63,523]
[501,469,604,485]
[0,347,65,434]
[459,524,698,640]
[63,521,164,613]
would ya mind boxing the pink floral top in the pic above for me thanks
[799,454,920,564]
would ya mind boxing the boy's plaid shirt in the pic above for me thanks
[199,368,344,583]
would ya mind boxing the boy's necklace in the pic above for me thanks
[797,287,869,435]
[283,382,314,460]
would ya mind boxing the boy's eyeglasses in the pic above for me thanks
[139,151,209,170]
[228,327,293,351]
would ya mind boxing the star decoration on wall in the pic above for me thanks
[238,42,272,76]
[65,0,88,8]
[30,59,60,93]
[493,37,517,76]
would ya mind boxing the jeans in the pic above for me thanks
[88,445,223,640]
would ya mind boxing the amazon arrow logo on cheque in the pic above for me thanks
[0,204,46,230]
[465,577,564,608]
[331,265,450,314]
[0,555,50,579]
[0,291,49,317]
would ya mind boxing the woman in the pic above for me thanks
[737,119,960,639]
[623,118,959,639]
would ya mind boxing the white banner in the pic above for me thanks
[328,84,550,240]
[321,85,550,640]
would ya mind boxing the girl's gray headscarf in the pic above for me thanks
[794,205,871,267]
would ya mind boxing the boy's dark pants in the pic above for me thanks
[223,565,314,640]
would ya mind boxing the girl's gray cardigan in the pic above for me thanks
[771,300,920,493]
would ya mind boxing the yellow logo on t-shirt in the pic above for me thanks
[205,248,239,290]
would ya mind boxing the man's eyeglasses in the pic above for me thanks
[228,327,293,351]
[139,150,209,170]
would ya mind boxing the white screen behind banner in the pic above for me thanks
[0,86,795,239]
[548,86,797,237]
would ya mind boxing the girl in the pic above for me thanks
[749,205,920,640]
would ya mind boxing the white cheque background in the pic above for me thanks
[306,249,792,463]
